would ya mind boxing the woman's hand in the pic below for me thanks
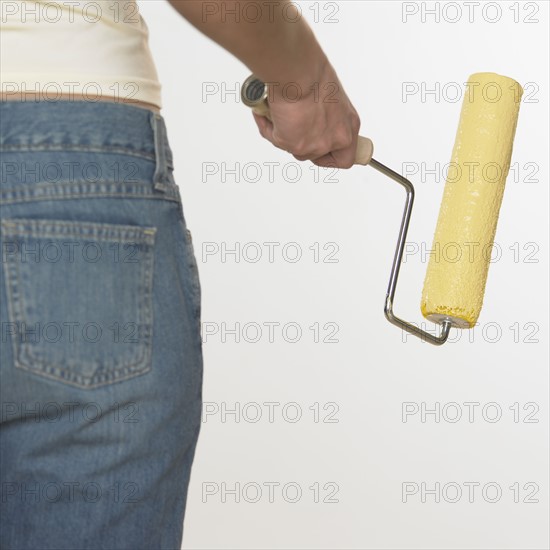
[168,1,359,168]
[252,59,361,169]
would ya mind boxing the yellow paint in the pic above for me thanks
[421,73,523,328]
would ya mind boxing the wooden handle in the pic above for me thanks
[251,102,374,166]
[355,136,374,165]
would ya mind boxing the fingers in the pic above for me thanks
[252,113,293,155]
[309,152,338,168]
[288,128,357,166]
[252,112,359,169]
[311,137,358,169]
[252,112,273,141]
[293,135,357,169]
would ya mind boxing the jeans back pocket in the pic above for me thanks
[1,218,156,389]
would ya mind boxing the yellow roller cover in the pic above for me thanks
[421,72,523,328]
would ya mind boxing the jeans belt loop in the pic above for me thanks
[149,112,170,193]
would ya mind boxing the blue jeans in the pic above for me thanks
[0,100,203,549]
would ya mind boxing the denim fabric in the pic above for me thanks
[0,101,203,549]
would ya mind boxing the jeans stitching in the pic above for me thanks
[1,188,182,205]
[2,219,157,389]
[0,144,157,162]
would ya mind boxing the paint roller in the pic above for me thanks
[241,72,523,345]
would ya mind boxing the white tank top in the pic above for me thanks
[0,0,162,109]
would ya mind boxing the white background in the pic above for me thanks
[138,1,549,548]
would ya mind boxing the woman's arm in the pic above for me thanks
[167,0,361,168]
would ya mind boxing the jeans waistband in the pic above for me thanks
[0,101,181,204]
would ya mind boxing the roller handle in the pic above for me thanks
[242,75,453,345]
[244,76,374,166]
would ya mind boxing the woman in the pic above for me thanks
[0,1,360,548]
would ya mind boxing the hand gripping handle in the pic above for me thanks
[241,74,374,165]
